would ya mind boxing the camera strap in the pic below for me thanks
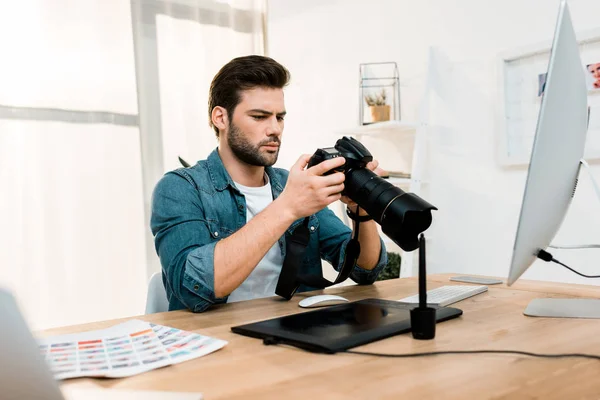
[275,215,361,300]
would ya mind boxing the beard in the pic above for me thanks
[227,121,280,167]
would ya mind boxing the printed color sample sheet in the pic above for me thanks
[38,320,226,379]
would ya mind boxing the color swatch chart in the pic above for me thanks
[38,320,227,380]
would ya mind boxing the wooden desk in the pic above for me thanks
[46,274,600,399]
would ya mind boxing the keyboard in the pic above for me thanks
[398,285,488,307]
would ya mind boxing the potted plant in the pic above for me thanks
[364,89,390,122]
[376,252,402,281]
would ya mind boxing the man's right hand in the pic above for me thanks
[277,154,346,220]
[277,154,347,221]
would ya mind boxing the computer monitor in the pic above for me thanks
[506,1,596,318]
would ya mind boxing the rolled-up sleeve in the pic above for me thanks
[316,207,387,285]
[150,172,227,312]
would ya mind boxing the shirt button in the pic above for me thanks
[310,226,315,232]
[214,231,219,237]
[193,284,199,291]
[238,204,244,210]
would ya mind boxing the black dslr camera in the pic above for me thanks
[275,136,438,300]
[308,136,437,251]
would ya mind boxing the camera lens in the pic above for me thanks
[343,168,436,251]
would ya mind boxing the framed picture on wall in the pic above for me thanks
[587,62,600,91]
[496,27,600,166]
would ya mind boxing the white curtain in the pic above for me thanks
[0,0,265,330]
[155,0,266,171]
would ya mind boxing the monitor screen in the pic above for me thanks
[507,0,589,285]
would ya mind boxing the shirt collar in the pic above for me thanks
[206,148,285,194]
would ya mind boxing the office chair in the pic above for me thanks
[144,156,190,315]
[145,272,169,314]
[178,156,191,168]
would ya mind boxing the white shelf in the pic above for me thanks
[338,120,419,137]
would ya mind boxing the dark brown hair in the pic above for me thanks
[208,55,290,137]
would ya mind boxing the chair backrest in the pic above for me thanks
[145,272,169,314]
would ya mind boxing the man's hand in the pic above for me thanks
[277,154,347,220]
[341,159,386,214]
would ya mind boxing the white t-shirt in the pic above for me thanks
[227,175,284,303]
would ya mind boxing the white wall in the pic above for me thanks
[268,0,600,285]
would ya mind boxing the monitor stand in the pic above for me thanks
[525,159,600,319]
[525,298,600,318]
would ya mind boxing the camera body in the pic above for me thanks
[307,136,437,252]
[307,137,373,189]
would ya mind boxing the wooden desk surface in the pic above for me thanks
[47,274,600,399]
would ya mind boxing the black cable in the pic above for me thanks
[264,338,600,361]
[342,349,600,361]
[552,258,600,278]
[537,249,600,278]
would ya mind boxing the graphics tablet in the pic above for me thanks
[231,298,462,353]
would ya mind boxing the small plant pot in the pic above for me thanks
[369,105,390,122]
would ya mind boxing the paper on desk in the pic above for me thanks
[38,320,227,380]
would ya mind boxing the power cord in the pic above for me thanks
[537,249,600,278]
[547,161,600,250]
[342,349,600,360]
[264,337,600,361]
[580,159,600,205]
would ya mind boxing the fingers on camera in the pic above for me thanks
[327,183,344,195]
[310,157,345,176]
[325,193,342,204]
[323,172,344,185]
[295,154,312,170]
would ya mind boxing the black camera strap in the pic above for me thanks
[275,217,311,300]
[275,214,362,300]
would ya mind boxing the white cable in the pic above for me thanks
[549,244,600,249]
[580,159,600,205]
[549,160,600,250]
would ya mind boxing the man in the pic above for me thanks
[151,55,387,312]
[587,63,600,90]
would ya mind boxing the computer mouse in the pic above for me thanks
[298,294,349,308]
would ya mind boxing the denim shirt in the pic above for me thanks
[150,149,387,312]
